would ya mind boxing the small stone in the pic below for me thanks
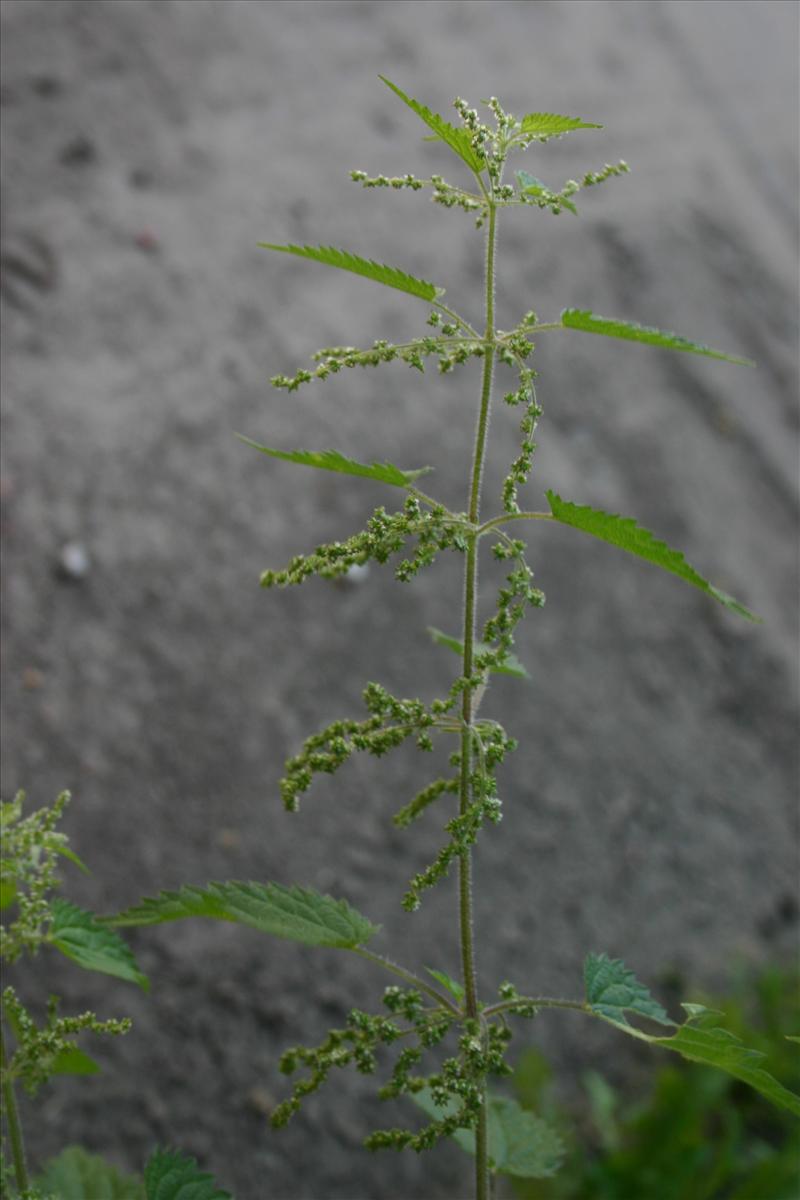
[22,666,44,690]
[246,1086,275,1117]
[133,229,160,254]
[217,827,241,850]
[56,541,90,580]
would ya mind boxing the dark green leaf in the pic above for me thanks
[546,491,760,622]
[485,1096,564,1178]
[647,1005,800,1118]
[236,438,431,488]
[561,308,755,365]
[110,881,380,950]
[144,1148,231,1200]
[519,113,602,139]
[379,76,485,175]
[50,899,149,990]
[258,242,443,302]
[35,1146,144,1200]
[428,627,530,678]
[584,959,800,1117]
[585,953,674,1029]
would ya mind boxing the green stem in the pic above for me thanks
[482,996,588,1019]
[1,1016,29,1197]
[477,511,553,536]
[353,948,460,1014]
[460,196,498,1200]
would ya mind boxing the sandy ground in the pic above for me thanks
[1,2,798,1197]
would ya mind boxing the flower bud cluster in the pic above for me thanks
[429,175,484,215]
[2,986,131,1096]
[271,333,485,392]
[392,776,460,828]
[483,542,545,658]
[350,170,425,190]
[582,160,630,186]
[402,742,510,913]
[280,680,461,813]
[1,791,72,962]
[260,498,468,591]
[502,387,544,514]
[271,1008,404,1129]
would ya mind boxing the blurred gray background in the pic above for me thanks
[1,2,797,1197]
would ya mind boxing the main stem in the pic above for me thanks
[1,1016,29,1197]
[459,197,497,1200]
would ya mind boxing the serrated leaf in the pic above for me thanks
[52,1044,101,1076]
[653,1021,800,1116]
[561,308,755,365]
[585,953,674,1029]
[258,242,443,302]
[410,1089,563,1177]
[50,898,149,990]
[236,438,431,488]
[584,956,800,1117]
[379,76,485,175]
[485,1096,564,1178]
[35,1146,144,1200]
[546,491,759,622]
[425,966,464,1002]
[428,627,530,678]
[519,113,602,139]
[144,1148,231,1200]
[110,881,379,950]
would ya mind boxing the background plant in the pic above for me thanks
[0,792,231,1200]
[510,965,800,1200]
[106,79,799,1199]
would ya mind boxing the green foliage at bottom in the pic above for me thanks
[30,1146,232,1200]
[34,1146,144,1200]
[512,966,799,1200]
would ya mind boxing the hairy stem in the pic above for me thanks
[353,948,460,1014]
[460,195,498,1200]
[0,1016,29,1197]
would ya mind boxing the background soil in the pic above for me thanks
[1,2,798,1198]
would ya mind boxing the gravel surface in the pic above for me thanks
[1,2,797,1197]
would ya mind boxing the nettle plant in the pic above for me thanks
[108,80,799,1196]
[0,793,232,1199]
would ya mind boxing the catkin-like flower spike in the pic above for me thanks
[581,160,630,187]
[272,334,487,392]
[392,777,460,829]
[280,681,462,812]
